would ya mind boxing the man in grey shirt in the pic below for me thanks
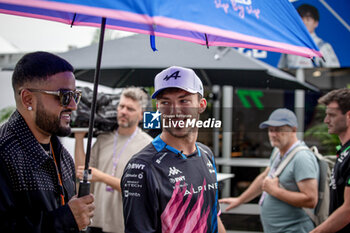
[220,108,319,233]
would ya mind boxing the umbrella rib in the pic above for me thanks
[204,34,209,49]
[70,13,77,27]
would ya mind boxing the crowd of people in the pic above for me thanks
[0,49,349,233]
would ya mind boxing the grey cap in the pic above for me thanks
[259,108,298,129]
[151,66,204,99]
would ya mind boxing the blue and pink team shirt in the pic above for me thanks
[122,135,220,233]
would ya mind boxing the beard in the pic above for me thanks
[36,101,71,137]
[328,121,347,135]
[163,115,197,139]
[117,115,139,128]
[164,126,194,139]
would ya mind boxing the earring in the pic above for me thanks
[27,106,32,111]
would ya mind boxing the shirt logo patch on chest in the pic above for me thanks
[168,166,182,176]
[338,150,349,163]
[206,160,216,174]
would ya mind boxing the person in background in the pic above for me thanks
[278,4,340,68]
[74,87,153,233]
[220,108,319,233]
[122,66,226,233]
[0,51,95,233]
[311,88,350,233]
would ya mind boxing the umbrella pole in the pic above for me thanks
[78,17,107,198]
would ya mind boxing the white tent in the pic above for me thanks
[0,36,19,53]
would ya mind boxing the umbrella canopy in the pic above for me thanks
[0,0,321,58]
[0,0,322,190]
[59,34,319,91]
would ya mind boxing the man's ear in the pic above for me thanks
[138,110,143,122]
[198,98,207,114]
[346,110,350,125]
[20,89,34,110]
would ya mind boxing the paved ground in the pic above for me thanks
[221,213,263,232]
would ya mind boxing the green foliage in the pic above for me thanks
[305,104,340,155]
[0,106,15,124]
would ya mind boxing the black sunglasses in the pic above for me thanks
[24,88,82,107]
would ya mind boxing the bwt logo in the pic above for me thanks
[143,110,161,129]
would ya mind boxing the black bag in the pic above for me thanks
[70,87,122,134]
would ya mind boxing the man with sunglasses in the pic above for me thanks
[220,108,319,233]
[0,51,95,233]
[74,87,152,233]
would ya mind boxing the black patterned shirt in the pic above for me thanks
[0,111,78,233]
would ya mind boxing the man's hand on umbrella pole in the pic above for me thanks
[68,194,95,230]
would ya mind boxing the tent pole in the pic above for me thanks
[78,17,106,197]
[295,68,305,140]
[222,86,233,197]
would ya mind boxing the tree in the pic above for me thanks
[305,104,340,155]
[0,106,15,125]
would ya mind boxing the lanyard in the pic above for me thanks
[269,140,301,177]
[110,128,138,176]
[260,140,302,205]
[50,142,65,206]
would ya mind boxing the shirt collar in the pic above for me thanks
[278,140,301,158]
[152,135,201,159]
[8,111,63,169]
[337,140,350,156]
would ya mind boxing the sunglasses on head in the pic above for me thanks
[22,88,82,107]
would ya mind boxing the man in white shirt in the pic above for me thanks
[74,87,153,233]
[278,4,340,68]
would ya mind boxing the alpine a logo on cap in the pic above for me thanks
[164,70,181,81]
[151,66,204,99]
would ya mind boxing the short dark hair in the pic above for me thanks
[12,51,74,92]
[297,4,319,22]
[318,88,350,114]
